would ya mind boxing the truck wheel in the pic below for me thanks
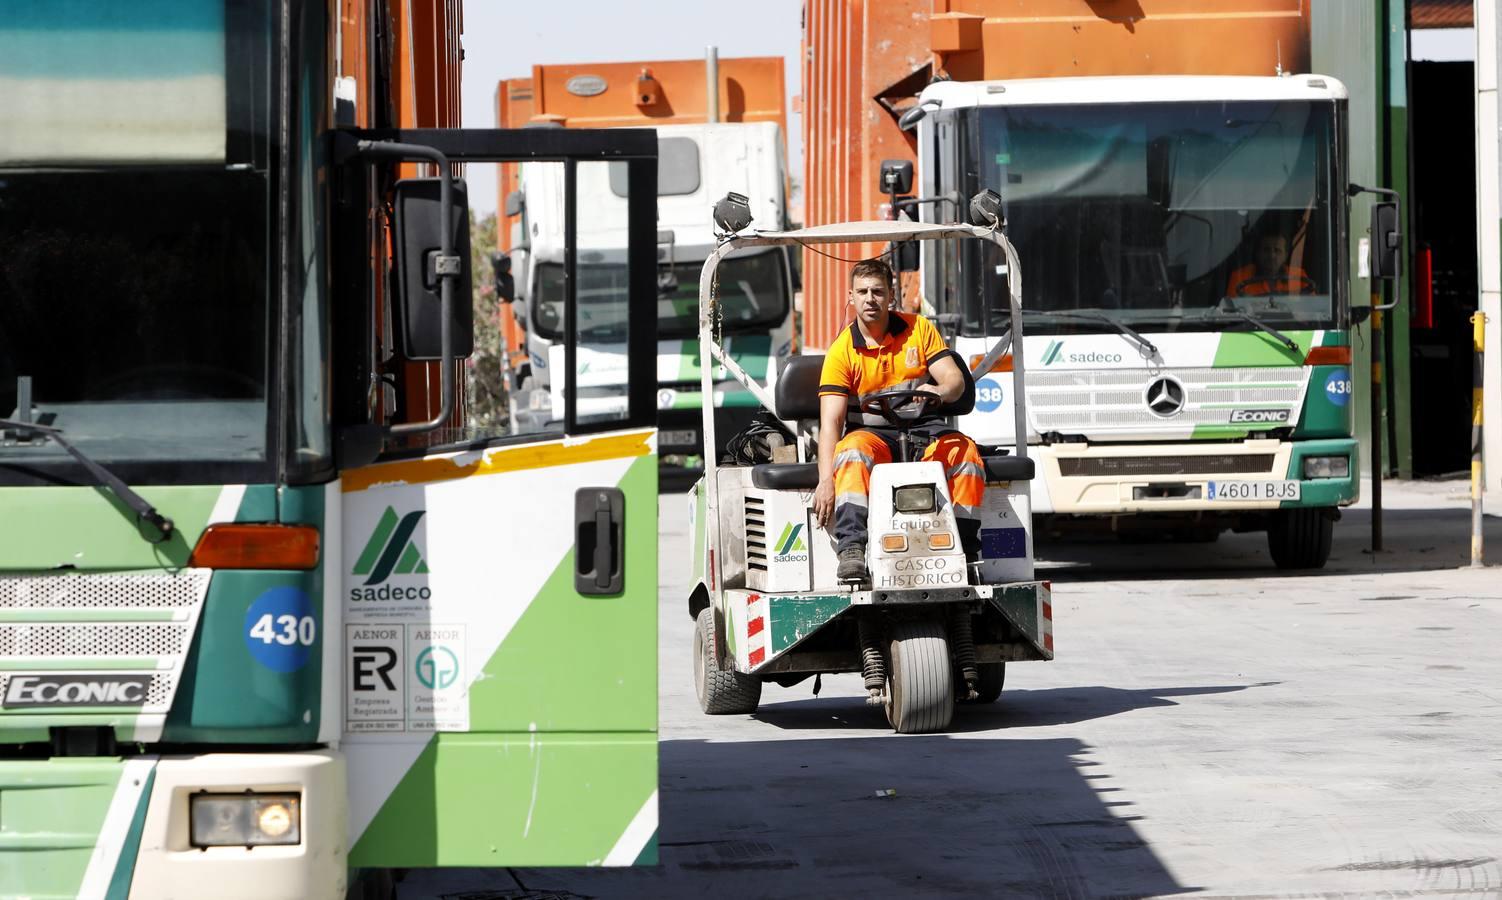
[694,608,761,715]
[885,619,954,733]
[1267,508,1334,569]
[964,661,1006,704]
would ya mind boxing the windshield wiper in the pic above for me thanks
[1204,301,1300,352]
[1028,310,1159,358]
[0,419,174,543]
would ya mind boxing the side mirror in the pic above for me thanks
[1370,200,1401,280]
[504,189,524,217]
[892,240,919,273]
[393,177,475,360]
[492,252,515,303]
[1350,306,1374,325]
[879,159,914,196]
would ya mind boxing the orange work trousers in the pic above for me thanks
[830,429,985,552]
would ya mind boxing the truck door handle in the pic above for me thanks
[575,488,624,595]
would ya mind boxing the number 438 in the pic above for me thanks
[250,613,316,646]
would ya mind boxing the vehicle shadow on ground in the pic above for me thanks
[430,735,1202,899]
[1037,508,1502,583]
[750,682,1268,734]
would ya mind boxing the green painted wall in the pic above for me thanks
[1312,0,1414,477]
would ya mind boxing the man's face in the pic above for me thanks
[1256,235,1289,276]
[849,274,890,328]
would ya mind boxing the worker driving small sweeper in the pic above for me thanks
[812,258,986,582]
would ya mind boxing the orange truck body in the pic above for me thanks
[336,0,465,425]
[493,58,788,372]
[800,0,1312,349]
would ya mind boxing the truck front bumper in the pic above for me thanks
[1031,438,1359,514]
[130,751,347,900]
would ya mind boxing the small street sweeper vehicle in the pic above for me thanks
[687,207,1054,734]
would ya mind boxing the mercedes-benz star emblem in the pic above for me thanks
[1144,376,1186,418]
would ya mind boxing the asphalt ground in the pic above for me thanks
[406,479,1502,898]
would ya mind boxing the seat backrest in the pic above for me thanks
[775,355,824,420]
[938,349,976,417]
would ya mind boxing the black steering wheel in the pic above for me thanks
[859,388,940,428]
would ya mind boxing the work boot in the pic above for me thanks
[836,544,867,583]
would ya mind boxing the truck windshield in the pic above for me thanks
[961,100,1337,337]
[0,0,274,482]
[531,248,788,342]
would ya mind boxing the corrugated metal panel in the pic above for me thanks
[1411,0,1473,29]
[800,0,1314,350]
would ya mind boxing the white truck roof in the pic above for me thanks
[919,74,1349,109]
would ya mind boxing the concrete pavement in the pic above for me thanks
[406,479,1502,898]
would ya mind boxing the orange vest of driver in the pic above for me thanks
[1226,264,1311,297]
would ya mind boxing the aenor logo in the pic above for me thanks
[3,674,151,708]
[1229,408,1291,424]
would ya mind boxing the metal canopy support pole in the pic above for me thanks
[1370,302,1385,552]
[1473,312,1488,567]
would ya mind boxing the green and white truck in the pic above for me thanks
[914,75,1361,567]
[0,2,660,896]
[502,122,796,474]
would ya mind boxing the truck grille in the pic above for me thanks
[0,572,211,720]
[0,572,206,609]
[1058,454,1278,477]
[0,623,189,657]
[1029,368,1307,433]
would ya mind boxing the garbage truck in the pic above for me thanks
[0,2,659,897]
[495,58,796,475]
[802,1,1361,568]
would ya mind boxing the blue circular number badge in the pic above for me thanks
[244,587,317,672]
[1324,369,1352,407]
[975,378,1005,413]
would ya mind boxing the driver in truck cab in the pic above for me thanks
[1226,229,1313,297]
[812,258,985,582]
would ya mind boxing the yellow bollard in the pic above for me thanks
[1472,311,1487,567]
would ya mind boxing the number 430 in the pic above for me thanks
[250,613,316,646]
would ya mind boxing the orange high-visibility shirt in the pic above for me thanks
[1227,264,1312,297]
[818,313,958,425]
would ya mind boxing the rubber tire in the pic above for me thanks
[885,619,955,733]
[964,661,1006,704]
[1267,507,1334,569]
[693,607,761,715]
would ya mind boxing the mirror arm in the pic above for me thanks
[350,139,460,435]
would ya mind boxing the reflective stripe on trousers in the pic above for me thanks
[831,429,985,552]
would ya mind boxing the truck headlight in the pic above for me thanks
[1302,456,1349,479]
[893,485,936,514]
[190,793,301,847]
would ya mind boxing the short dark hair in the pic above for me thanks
[849,258,894,291]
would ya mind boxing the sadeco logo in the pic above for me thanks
[773,522,809,563]
[1040,339,1122,366]
[350,507,432,602]
[1042,340,1064,366]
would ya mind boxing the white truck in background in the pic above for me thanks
[502,121,796,472]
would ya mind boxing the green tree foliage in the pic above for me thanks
[466,211,508,430]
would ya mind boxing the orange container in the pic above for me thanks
[800,0,1310,350]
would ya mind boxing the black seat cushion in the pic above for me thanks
[775,355,825,421]
[983,455,1035,482]
[751,462,820,490]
